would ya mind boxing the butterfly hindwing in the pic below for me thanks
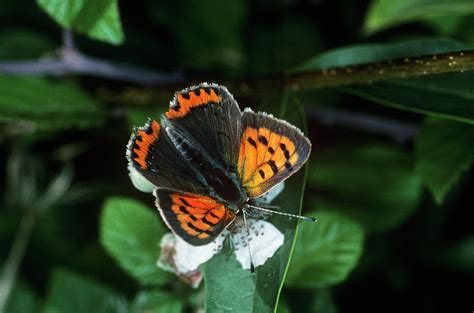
[238,109,311,197]
[164,83,242,168]
[127,119,208,195]
[155,189,236,245]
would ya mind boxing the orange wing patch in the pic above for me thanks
[165,87,221,119]
[168,193,235,241]
[238,127,299,197]
[131,120,160,169]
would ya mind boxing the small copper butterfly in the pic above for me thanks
[126,83,313,270]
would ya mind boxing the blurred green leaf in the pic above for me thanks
[151,0,246,70]
[41,268,126,313]
[131,290,182,313]
[286,212,364,289]
[204,99,308,313]
[37,0,124,44]
[309,144,422,232]
[249,18,323,75]
[275,298,291,313]
[415,117,474,204]
[344,72,474,125]
[364,0,474,34]
[311,289,338,313]
[0,74,104,130]
[441,235,474,272]
[100,197,169,286]
[127,107,167,130]
[0,28,55,59]
[5,281,38,313]
[297,38,466,71]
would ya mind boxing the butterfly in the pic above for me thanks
[126,83,312,264]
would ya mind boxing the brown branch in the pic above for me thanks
[0,30,183,85]
[97,50,474,105]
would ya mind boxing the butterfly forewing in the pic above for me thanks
[238,109,311,197]
[127,119,209,195]
[164,83,242,169]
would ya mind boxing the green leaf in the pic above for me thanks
[127,107,167,130]
[297,39,474,124]
[100,197,169,285]
[415,117,474,203]
[344,71,474,125]
[249,17,323,75]
[308,144,422,232]
[0,28,55,59]
[151,0,246,70]
[311,289,338,313]
[0,74,104,130]
[297,38,466,71]
[131,290,183,313]
[441,235,474,272]
[41,268,127,313]
[37,0,124,45]
[203,98,309,313]
[364,0,474,34]
[286,211,364,288]
[5,281,38,313]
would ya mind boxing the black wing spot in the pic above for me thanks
[180,198,191,206]
[181,92,191,100]
[203,216,216,226]
[285,162,293,170]
[268,147,275,154]
[133,143,140,150]
[258,135,268,145]
[145,127,153,135]
[203,87,211,95]
[280,143,290,160]
[247,137,257,148]
[188,222,212,235]
[209,211,219,219]
[258,169,265,179]
[135,135,143,142]
[194,89,201,96]
[268,160,278,174]
[179,206,198,221]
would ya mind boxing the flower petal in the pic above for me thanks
[128,163,156,193]
[174,232,226,272]
[231,219,284,269]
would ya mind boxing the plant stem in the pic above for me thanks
[0,210,37,313]
[96,50,474,105]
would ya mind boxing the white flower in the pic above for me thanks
[156,183,285,287]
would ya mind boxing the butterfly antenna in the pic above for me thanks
[246,204,317,222]
[242,211,255,273]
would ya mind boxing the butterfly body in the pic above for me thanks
[127,83,311,246]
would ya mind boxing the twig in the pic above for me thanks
[0,30,183,85]
[0,210,37,313]
[96,50,474,105]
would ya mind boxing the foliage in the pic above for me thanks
[0,0,472,313]
[100,197,169,285]
[37,0,124,44]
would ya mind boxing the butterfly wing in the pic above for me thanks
[238,109,311,197]
[155,188,236,245]
[127,119,208,195]
[164,83,242,168]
